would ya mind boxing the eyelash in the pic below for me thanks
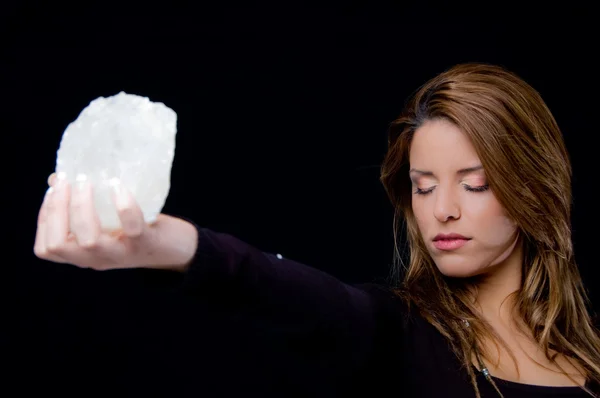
[414,184,490,195]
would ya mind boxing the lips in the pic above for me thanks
[434,233,469,241]
[433,233,471,251]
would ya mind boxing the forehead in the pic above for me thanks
[409,119,480,167]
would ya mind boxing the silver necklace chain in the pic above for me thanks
[464,319,505,397]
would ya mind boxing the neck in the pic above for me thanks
[472,233,524,326]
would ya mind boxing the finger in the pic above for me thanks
[69,174,101,248]
[34,187,67,263]
[34,187,51,254]
[35,232,124,270]
[48,173,57,187]
[111,179,146,238]
[45,175,72,256]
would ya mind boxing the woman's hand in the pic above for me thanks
[33,173,198,272]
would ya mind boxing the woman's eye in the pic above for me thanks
[463,184,489,192]
[414,187,434,195]
[413,184,490,195]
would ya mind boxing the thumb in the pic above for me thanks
[47,172,57,187]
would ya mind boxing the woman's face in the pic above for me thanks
[409,118,520,278]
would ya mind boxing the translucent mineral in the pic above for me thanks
[55,91,177,231]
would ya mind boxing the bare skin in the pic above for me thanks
[35,173,198,272]
[410,119,586,387]
[37,167,587,387]
[477,309,586,387]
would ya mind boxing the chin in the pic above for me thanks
[434,260,482,279]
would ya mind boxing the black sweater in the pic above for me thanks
[8,225,594,397]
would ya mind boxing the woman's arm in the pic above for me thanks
[180,224,379,372]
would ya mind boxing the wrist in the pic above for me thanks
[152,215,199,273]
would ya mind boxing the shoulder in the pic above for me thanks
[353,282,419,333]
[346,283,442,393]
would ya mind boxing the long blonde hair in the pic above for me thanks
[380,63,600,396]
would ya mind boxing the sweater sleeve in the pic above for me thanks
[179,224,380,371]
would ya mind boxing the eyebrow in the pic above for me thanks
[409,165,484,177]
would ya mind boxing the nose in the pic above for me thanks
[433,186,460,222]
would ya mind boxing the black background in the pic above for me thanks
[3,1,598,395]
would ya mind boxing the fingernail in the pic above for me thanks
[55,172,67,191]
[110,178,131,208]
[75,173,88,191]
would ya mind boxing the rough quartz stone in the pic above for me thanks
[55,91,177,232]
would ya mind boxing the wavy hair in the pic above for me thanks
[380,63,600,397]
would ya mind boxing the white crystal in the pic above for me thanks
[55,91,177,231]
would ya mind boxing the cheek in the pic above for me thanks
[486,215,518,246]
[468,198,517,245]
[411,200,428,229]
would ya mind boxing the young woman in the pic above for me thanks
[34,63,600,397]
